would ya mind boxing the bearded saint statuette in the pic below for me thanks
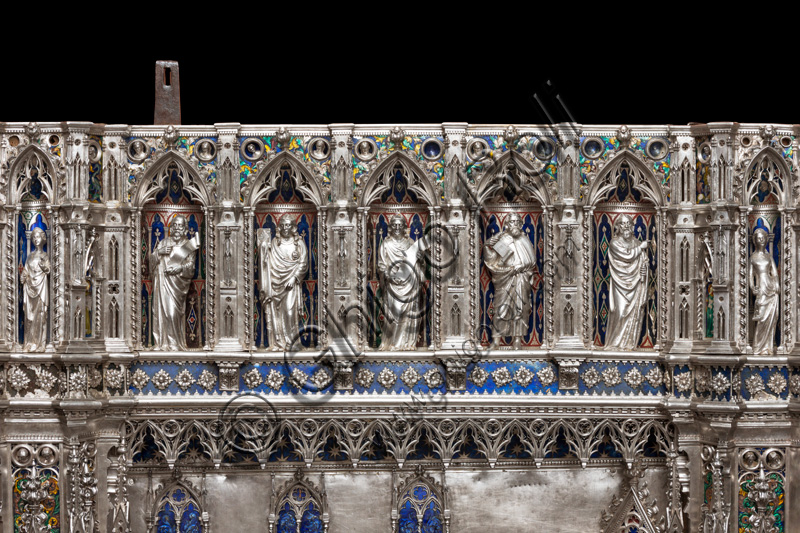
[604,214,649,350]
[149,215,199,351]
[484,213,536,350]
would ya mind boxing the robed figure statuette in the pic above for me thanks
[484,213,536,350]
[21,227,50,352]
[378,214,425,351]
[149,215,199,351]
[604,214,649,350]
[258,214,308,351]
[750,227,779,355]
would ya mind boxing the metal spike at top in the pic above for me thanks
[154,60,181,125]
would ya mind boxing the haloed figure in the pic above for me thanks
[750,227,779,355]
[484,213,536,349]
[150,215,198,351]
[604,214,649,350]
[21,227,50,352]
[378,214,425,351]
[259,214,308,351]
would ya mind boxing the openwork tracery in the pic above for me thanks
[122,416,674,469]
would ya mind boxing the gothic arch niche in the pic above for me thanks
[475,153,551,348]
[134,155,211,350]
[8,145,57,351]
[152,480,207,533]
[359,152,439,351]
[743,149,791,354]
[269,472,328,533]
[392,470,447,533]
[246,152,324,351]
[587,155,663,350]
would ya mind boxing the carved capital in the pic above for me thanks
[333,360,354,390]
[218,362,240,391]
[442,358,467,391]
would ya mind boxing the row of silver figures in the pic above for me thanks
[11,214,783,355]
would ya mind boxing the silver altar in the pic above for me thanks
[0,119,798,533]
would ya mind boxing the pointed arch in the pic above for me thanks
[586,152,665,206]
[109,235,120,280]
[132,151,212,207]
[245,150,325,207]
[473,150,552,206]
[476,152,549,348]
[393,470,447,533]
[589,152,661,350]
[270,471,328,533]
[744,146,793,206]
[248,150,321,350]
[152,479,206,533]
[678,157,693,204]
[600,460,663,533]
[359,151,440,207]
[7,144,58,203]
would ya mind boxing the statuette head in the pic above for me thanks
[505,213,522,237]
[169,215,187,239]
[753,227,768,247]
[615,214,634,239]
[278,214,297,238]
[389,214,406,237]
[31,227,46,248]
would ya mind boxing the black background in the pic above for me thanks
[0,26,792,127]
